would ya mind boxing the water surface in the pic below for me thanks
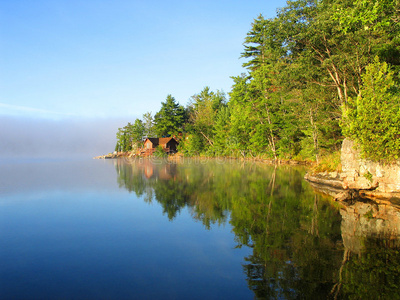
[1,158,399,299]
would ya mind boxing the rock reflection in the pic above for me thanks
[113,158,400,299]
[331,201,400,299]
[341,200,400,253]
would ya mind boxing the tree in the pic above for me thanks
[228,74,254,156]
[143,111,156,138]
[115,119,145,152]
[277,0,399,106]
[342,57,400,161]
[154,95,185,137]
[213,106,231,155]
[241,15,285,72]
[115,0,399,160]
[115,124,131,152]
[186,87,226,150]
[233,14,292,159]
[130,119,145,147]
[332,0,400,68]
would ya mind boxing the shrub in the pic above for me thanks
[153,145,167,157]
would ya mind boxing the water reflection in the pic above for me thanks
[333,201,400,299]
[113,158,400,299]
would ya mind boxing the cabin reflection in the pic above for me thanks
[114,158,177,181]
[144,164,153,179]
[142,160,176,180]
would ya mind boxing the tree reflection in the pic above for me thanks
[114,158,230,226]
[113,158,400,299]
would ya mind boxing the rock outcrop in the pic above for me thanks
[306,139,400,202]
[341,139,400,194]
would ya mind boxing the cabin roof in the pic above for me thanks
[159,137,176,145]
[144,137,178,147]
[146,138,159,146]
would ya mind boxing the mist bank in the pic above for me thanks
[0,116,129,158]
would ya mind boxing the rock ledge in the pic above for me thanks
[306,139,400,202]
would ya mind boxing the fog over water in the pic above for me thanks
[0,116,128,158]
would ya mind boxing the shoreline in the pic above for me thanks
[305,172,400,205]
[94,149,400,206]
[93,151,313,166]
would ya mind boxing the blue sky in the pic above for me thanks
[0,0,287,120]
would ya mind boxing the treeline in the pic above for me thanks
[116,0,400,162]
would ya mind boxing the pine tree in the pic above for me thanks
[154,95,185,137]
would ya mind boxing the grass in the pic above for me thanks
[313,151,342,173]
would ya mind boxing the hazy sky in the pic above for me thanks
[0,0,287,156]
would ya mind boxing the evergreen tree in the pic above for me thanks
[115,124,132,152]
[241,15,285,71]
[342,58,400,161]
[154,95,185,137]
[130,119,145,145]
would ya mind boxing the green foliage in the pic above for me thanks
[115,119,145,152]
[333,0,400,34]
[177,134,204,156]
[363,171,373,183]
[212,106,231,155]
[142,111,156,138]
[111,0,399,161]
[131,119,145,143]
[363,209,373,219]
[185,87,227,152]
[153,145,167,157]
[241,15,285,71]
[342,58,400,161]
[154,94,185,137]
[115,118,146,152]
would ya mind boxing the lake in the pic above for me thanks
[1,157,399,299]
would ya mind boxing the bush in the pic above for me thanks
[153,145,167,157]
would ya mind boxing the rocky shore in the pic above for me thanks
[93,151,132,159]
[306,139,400,204]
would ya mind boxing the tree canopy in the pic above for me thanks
[115,0,400,162]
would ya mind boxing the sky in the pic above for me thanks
[0,0,287,157]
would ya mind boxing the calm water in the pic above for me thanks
[1,157,399,299]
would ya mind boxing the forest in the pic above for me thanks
[115,0,400,163]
